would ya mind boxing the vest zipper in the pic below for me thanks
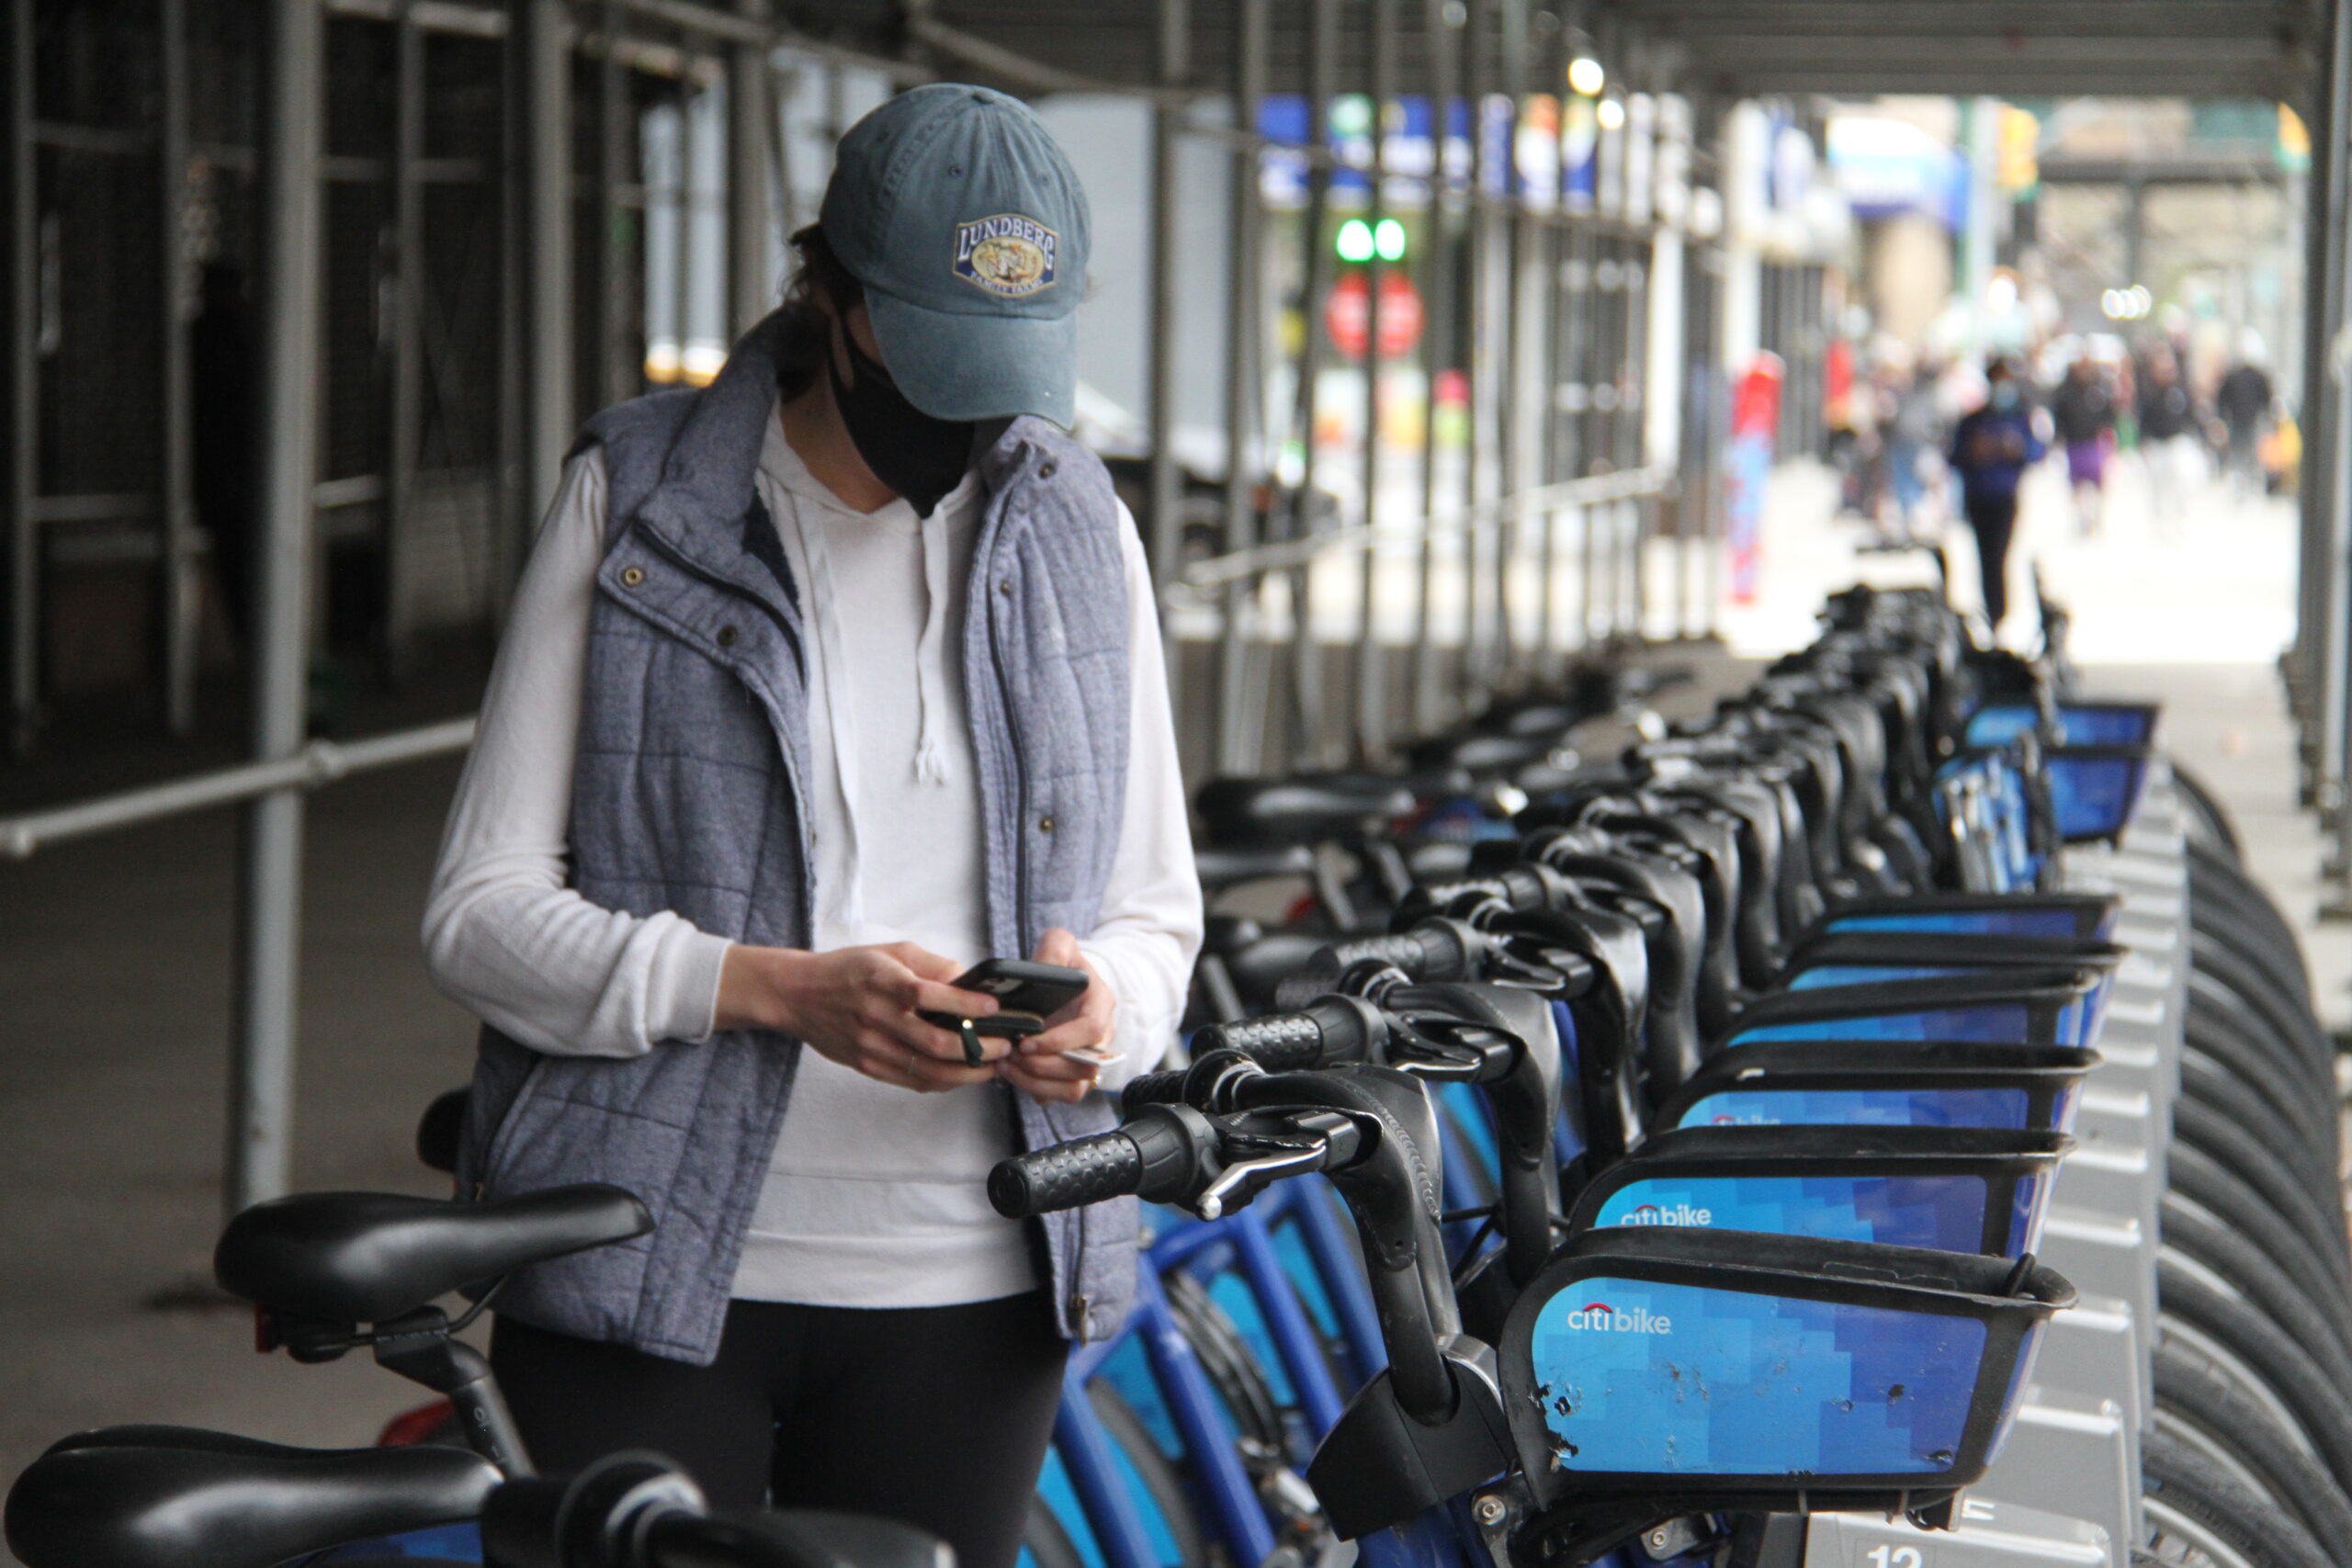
[985,545,1030,944]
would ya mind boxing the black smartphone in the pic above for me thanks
[919,958,1090,1042]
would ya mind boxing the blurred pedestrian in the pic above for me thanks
[1947,358,2044,635]
[1884,360,1943,541]
[2050,355,2114,538]
[2137,347,2199,538]
[2215,332,2274,498]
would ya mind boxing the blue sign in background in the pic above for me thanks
[1526,1277,1985,1476]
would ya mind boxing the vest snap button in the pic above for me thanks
[1038,815,1055,834]
[1068,1292,1091,1338]
[619,566,645,588]
[1038,460,1057,479]
[999,578,1013,597]
[718,625,740,648]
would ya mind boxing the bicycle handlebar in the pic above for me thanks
[987,1103,1223,1219]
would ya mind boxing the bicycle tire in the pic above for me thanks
[2156,1263,2352,1499]
[2141,1428,2335,1568]
[1086,1381,1214,1568]
[2185,976,2332,1103]
[2189,886,2310,1001]
[2172,761,2245,863]
[2162,1192,2352,1373]
[2168,1100,2352,1281]
[1023,1495,1087,1568]
[2177,1044,2339,1179]
[2154,1340,2352,1551]
[2181,1003,2337,1150]
[2189,917,2315,1026]
[2188,941,2333,1085]
[2165,1145,2352,1325]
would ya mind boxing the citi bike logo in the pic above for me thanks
[1557,1301,1674,1334]
[1623,1201,1713,1227]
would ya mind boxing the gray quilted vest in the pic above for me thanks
[454,309,1137,1367]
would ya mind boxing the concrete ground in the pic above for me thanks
[0,450,2343,1538]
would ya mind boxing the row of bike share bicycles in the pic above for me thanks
[8,583,2346,1568]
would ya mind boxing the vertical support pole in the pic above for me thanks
[729,0,773,337]
[1410,0,1456,734]
[599,0,632,408]
[1459,0,1491,710]
[4,0,35,758]
[1353,0,1395,760]
[2324,0,2352,895]
[1148,0,1188,682]
[385,0,425,682]
[1286,0,1338,767]
[2303,1,2347,802]
[1558,225,1589,654]
[515,0,573,542]
[232,0,323,1219]
[160,0,198,734]
[1492,0,1527,695]
[1216,0,1266,773]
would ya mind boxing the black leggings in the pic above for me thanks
[1962,491,2018,627]
[491,1292,1068,1568]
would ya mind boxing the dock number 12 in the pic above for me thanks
[1866,1547,1926,1568]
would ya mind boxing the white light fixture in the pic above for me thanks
[1596,96,1625,130]
[1567,55,1606,96]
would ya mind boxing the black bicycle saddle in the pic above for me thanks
[1194,775,1416,845]
[6,1426,497,1568]
[215,1184,653,1324]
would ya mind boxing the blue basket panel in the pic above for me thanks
[1589,1172,1993,1254]
[1726,1003,2035,1045]
[1673,1087,2033,1132]
[1527,1278,1984,1477]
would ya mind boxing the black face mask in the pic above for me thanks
[826,320,978,519]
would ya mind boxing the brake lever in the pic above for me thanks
[1195,1138,1329,1220]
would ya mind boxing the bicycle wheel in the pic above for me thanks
[2154,1340,2352,1551]
[2161,1193,2352,1373]
[2141,1429,2335,1568]
[2172,761,2245,863]
[2166,1145,2352,1323]
[2168,1101,2352,1280]
[1023,1495,1087,1568]
[2176,1044,2338,1180]
[2156,1263,2352,1499]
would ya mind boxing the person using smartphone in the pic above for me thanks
[422,85,1200,1568]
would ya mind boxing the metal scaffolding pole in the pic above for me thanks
[1148,0,1187,677]
[598,0,634,408]
[160,0,199,735]
[1353,0,1396,759]
[1493,0,1529,693]
[728,0,773,336]
[1558,223,1590,655]
[1458,0,1492,709]
[1216,0,1267,773]
[385,0,426,680]
[1409,0,1457,733]
[1285,0,1338,766]
[231,0,323,1218]
[5,0,34,758]
[2325,0,2352,899]
[516,0,574,533]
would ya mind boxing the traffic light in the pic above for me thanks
[1336,218,1407,263]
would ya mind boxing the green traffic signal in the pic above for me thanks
[1336,217,1407,263]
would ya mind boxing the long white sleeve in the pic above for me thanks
[1075,513,1204,1092]
[421,450,734,1058]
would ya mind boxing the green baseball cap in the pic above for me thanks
[819,84,1090,429]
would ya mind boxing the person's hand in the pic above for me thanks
[1001,928,1118,1105]
[718,942,1008,1092]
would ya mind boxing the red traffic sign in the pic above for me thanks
[1325,269,1425,362]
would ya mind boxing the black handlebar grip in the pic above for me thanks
[1193,1010,1329,1071]
[989,1130,1144,1218]
[1122,1067,1191,1108]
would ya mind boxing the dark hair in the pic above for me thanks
[774,224,863,401]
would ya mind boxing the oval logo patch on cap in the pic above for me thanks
[955,213,1058,298]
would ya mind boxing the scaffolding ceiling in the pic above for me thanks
[774,0,2324,108]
